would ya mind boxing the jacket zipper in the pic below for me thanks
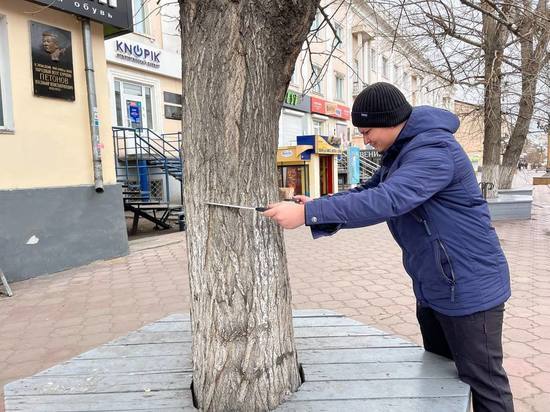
[410,210,456,303]
[435,239,457,303]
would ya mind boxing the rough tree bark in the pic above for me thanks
[481,0,509,198]
[179,1,319,410]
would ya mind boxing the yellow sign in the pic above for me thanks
[277,145,313,163]
[315,135,341,155]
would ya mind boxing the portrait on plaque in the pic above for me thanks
[30,21,75,101]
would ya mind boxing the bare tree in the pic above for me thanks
[375,0,550,195]
[179,1,319,410]
[499,0,550,187]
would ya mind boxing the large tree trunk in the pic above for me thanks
[480,0,508,198]
[179,1,319,410]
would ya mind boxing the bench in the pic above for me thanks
[4,309,470,411]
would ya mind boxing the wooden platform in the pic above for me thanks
[4,310,471,411]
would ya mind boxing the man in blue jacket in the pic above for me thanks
[265,82,514,411]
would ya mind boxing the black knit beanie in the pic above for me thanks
[351,82,412,128]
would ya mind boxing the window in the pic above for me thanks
[393,64,400,83]
[311,12,323,40]
[353,59,360,82]
[0,15,13,130]
[312,65,322,94]
[382,56,389,79]
[370,48,377,71]
[335,74,344,101]
[133,0,149,35]
[150,180,164,201]
[290,66,298,85]
[335,24,344,50]
[113,79,155,129]
[313,120,324,135]
[164,91,182,120]
[402,71,409,90]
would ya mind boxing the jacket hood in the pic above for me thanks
[381,106,460,166]
[399,106,460,140]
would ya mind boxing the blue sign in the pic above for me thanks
[129,102,141,122]
[348,146,360,185]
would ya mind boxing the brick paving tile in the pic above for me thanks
[0,185,549,412]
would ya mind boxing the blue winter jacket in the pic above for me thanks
[305,106,511,316]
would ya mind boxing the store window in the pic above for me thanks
[313,119,325,135]
[278,165,309,196]
[164,91,182,120]
[133,0,149,35]
[335,74,344,101]
[0,15,13,130]
[114,79,155,129]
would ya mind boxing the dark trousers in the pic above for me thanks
[416,303,514,412]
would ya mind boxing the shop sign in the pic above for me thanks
[106,38,182,78]
[115,40,161,69]
[282,90,311,113]
[277,145,314,163]
[315,134,342,155]
[310,96,350,120]
[30,21,75,101]
[128,102,141,121]
[348,146,361,185]
[29,0,133,31]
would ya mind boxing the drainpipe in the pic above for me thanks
[81,18,104,193]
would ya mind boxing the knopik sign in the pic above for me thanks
[115,40,161,68]
[28,0,133,33]
[105,38,182,79]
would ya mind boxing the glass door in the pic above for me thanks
[114,79,154,130]
[319,155,334,195]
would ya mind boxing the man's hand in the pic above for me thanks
[292,195,312,205]
[263,202,305,229]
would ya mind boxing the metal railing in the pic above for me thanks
[112,127,183,207]
[339,150,381,181]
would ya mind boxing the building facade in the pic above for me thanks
[0,0,130,282]
[277,1,455,198]
[454,100,484,170]
[106,0,183,204]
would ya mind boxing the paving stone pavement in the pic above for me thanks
[1,185,549,412]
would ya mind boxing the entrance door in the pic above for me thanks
[115,80,153,129]
[319,155,334,195]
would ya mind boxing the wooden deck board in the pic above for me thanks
[4,311,471,411]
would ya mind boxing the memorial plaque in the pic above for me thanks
[30,21,75,101]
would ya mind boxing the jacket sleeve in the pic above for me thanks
[305,143,454,238]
